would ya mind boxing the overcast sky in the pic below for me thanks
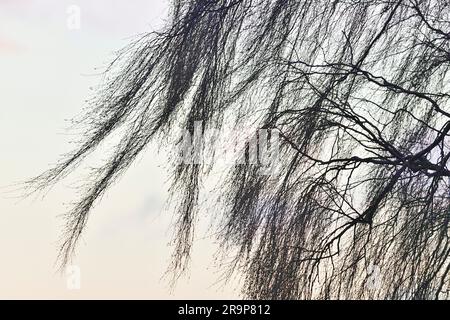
[0,0,238,299]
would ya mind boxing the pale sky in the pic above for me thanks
[0,0,239,299]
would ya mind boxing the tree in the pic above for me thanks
[27,0,450,299]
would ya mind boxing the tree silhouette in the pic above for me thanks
[27,0,450,299]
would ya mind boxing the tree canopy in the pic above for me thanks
[28,0,450,299]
